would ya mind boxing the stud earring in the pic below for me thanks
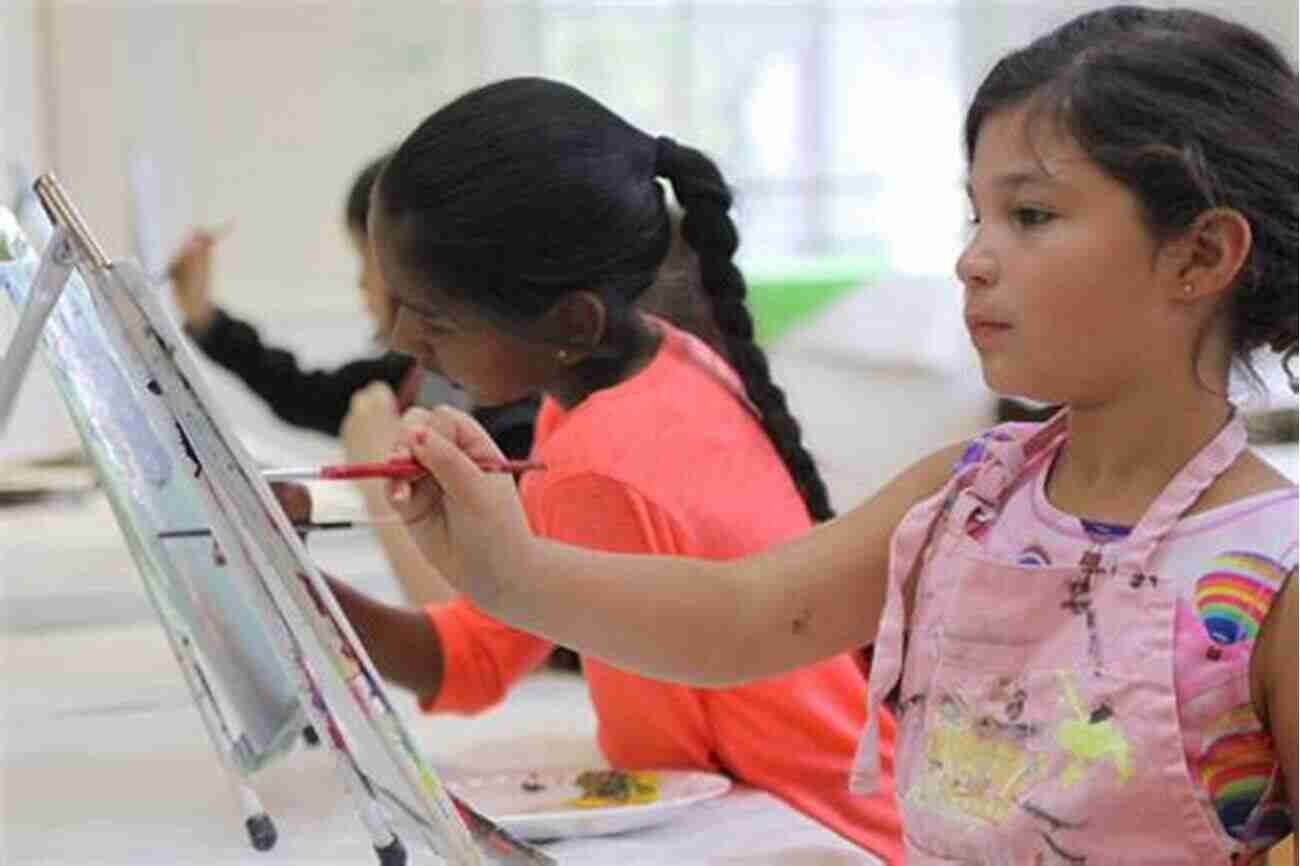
[556,349,570,362]
[1182,283,1194,296]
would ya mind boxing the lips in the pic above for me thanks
[965,314,1012,348]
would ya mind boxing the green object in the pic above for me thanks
[744,255,884,344]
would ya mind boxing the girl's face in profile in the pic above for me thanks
[369,216,561,407]
[956,102,1183,406]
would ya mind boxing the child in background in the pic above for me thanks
[167,155,537,605]
[388,9,1298,864]
[320,77,904,860]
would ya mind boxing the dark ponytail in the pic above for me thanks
[655,137,834,522]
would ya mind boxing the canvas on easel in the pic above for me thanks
[0,176,551,866]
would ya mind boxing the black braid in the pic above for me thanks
[656,137,834,522]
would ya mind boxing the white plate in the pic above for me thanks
[444,768,732,841]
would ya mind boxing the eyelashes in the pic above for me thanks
[964,205,1057,231]
[1011,207,1056,229]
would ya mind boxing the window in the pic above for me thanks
[484,1,966,274]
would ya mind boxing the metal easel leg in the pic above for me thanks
[168,629,279,852]
[302,680,408,866]
[0,225,72,433]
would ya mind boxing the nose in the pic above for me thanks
[390,307,413,351]
[955,228,996,292]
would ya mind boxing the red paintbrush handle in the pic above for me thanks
[317,457,425,480]
[316,456,545,480]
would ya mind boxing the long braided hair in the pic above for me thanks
[654,136,833,521]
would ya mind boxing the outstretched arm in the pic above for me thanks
[392,407,961,686]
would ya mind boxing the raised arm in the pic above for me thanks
[167,228,220,333]
[394,406,961,686]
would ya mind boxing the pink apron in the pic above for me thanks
[852,410,1266,864]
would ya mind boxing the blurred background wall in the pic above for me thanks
[2,0,1296,498]
[5,1,1293,315]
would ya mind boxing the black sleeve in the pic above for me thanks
[189,308,414,437]
[471,397,539,460]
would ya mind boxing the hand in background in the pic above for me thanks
[270,480,313,525]
[344,384,460,605]
[341,382,403,465]
[166,226,226,333]
[212,481,310,564]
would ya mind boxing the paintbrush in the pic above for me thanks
[260,455,545,483]
[158,520,369,540]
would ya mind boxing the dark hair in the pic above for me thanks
[344,153,389,235]
[966,5,1299,393]
[377,77,833,521]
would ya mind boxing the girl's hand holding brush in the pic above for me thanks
[385,406,536,598]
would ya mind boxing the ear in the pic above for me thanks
[1168,208,1252,302]
[541,291,607,361]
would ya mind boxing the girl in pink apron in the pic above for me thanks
[381,6,1298,864]
[850,409,1294,863]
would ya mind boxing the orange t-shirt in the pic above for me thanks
[425,322,900,861]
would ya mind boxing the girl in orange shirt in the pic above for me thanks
[322,76,902,861]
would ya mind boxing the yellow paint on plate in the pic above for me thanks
[568,770,660,808]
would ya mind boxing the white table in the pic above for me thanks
[0,490,881,866]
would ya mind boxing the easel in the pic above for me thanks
[0,175,551,866]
